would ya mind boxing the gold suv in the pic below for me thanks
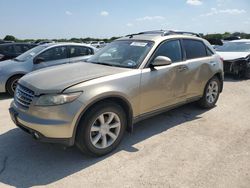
[9,30,224,156]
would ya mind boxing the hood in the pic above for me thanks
[0,59,16,68]
[19,62,129,94]
[216,51,250,61]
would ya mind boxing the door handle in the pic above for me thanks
[209,61,217,66]
[177,65,188,72]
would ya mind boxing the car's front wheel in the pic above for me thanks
[198,77,221,108]
[76,102,126,156]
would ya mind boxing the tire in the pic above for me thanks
[6,75,23,96]
[76,102,127,157]
[198,77,221,109]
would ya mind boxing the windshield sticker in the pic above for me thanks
[130,42,148,47]
[30,52,35,56]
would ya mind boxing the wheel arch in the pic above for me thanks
[213,71,224,93]
[5,73,25,90]
[72,95,134,144]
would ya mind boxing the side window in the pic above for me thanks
[22,45,31,52]
[69,46,93,58]
[37,46,67,61]
[183,39,207,59]
[14,45,23,54]
[0,46,5,53]
[153,40,182,63]
[1,45,13,54]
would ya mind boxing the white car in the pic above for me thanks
[90,41,106,48]
[216,39,250,78]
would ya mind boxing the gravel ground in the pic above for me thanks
[0,77,250,188]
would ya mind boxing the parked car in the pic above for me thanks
[216,39,250,78]
[9,30,223,156]
[0,43,37,61]
[0,40,14,44]
[34,40,55,45]
[223,36,241,41]
[90,41,106,48]
[0,43,96,95]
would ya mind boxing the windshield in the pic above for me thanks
[15,45,47,61]
[216,42,250,52]
[87,40,154,68]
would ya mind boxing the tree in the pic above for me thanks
[3,35,16,41]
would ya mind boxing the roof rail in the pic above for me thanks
[125,30,201,38]
[166,30,201,37]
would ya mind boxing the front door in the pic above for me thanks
[139,39,188,114]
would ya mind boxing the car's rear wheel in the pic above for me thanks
[6,75,23,96]
[198,77,221,108]
[76,102,126,156]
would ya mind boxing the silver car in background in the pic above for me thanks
[0,43,96,95]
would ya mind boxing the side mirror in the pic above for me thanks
[34,57,45,64]
[151,56,172,67]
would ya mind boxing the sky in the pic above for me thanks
[0,0,249,39]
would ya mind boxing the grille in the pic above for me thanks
[15,85,35,108]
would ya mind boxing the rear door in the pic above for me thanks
[69,46,94,63]
[33,46,69,70]
[181,39,215,98]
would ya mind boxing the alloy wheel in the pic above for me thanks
[90,112,121,149]
[206,80,219,104]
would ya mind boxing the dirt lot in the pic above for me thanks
[0,77,250,188]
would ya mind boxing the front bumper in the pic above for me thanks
[9,98,84,146]
[223,60,250,76]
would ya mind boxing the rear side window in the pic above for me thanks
[69,46,93,58]
[153,40,182,63]
[0,45,13,54]
[183,39,207,59]
[23,45,32,52]
[14,45,23,53]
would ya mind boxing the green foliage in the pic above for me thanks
[2,32,250,43]
[3,35,16,41]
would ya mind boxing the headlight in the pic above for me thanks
[35,92,82,106]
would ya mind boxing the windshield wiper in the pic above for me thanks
[90,61,115,67]
[13,58,21,62]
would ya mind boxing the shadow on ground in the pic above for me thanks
[0,93,11,100]
[0,103,209,187]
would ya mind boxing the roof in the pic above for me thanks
[118,30,202,42]
[39,42,96,49]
